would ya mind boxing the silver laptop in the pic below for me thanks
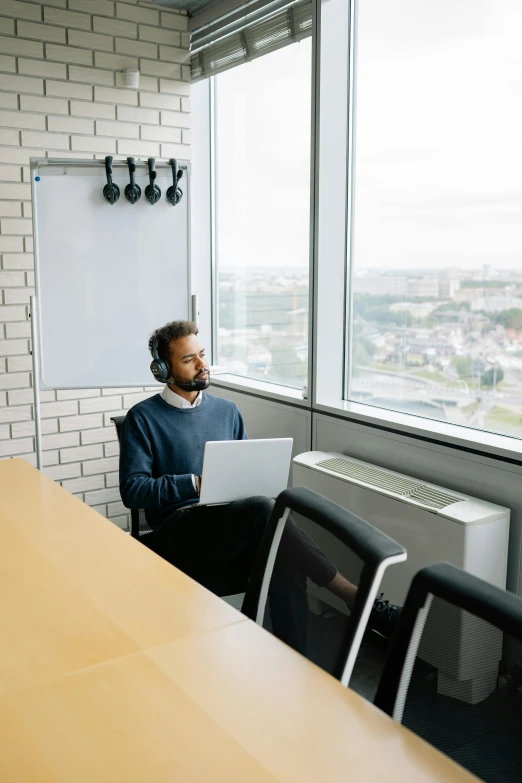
[198,438,293,506]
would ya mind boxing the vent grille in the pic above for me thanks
[315,457,462,510]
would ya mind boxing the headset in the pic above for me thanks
[144,158,161,205]
[166,158,183,206]
[150,333,171,383]
[124,157,141,204]
[103,156,120,204]
[150,333,210,391]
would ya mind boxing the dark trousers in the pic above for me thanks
[153,496,337,654]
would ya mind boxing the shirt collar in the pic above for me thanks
[161,384,202,409]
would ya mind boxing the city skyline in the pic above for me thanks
[218,261,522,438]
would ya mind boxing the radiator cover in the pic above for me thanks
[293,451,510,703]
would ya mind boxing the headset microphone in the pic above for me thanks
[177,373,210,392]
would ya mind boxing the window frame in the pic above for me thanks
[190,0,522,465]
[206,21,317,404]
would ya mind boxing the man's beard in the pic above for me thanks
[170,369,210,392]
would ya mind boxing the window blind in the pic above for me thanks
[190,0,312,82]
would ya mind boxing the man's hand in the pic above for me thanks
[195,475,202,495]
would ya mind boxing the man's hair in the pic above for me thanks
[148,320,198,362]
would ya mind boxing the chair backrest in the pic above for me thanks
[374,562,522,783]
[241,486,406,686]
[110,415,154,541]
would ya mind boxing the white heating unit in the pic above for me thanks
[293,451,510,704]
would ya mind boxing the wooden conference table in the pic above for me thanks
[0,458,479,782]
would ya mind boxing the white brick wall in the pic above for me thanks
[0,0,190,530]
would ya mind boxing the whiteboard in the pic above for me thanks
[31,158,191,389]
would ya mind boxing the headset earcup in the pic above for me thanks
[145,184,161,205]
[103,182,120,204]
[150,357,170,382]
[166,185,183,205]
[125,183,141,204]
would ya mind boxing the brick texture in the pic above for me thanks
[0,0,190,530]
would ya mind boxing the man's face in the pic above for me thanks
[168,334,210,389]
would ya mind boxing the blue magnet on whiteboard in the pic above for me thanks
[35,176,40,181]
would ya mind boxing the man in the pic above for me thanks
[119,320,399,653]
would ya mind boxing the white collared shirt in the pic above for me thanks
[161,384,202,495]
[161,384,202,409]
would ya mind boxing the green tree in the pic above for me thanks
[481,367,504,388]
[461,280,506,288]
[352,335,375,371]
[495,309,522,330]
[453,357,472,378]
[433,302,470,313]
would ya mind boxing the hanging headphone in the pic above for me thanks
[166,158,183,206]
[124,157,141,204]
[144,158,161,205]
[150,333,171,383]
[103,156,120,204]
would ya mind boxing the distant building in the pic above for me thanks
[471,296,522,312]
[390,302,437,319]
[406,278,439,298]
[438,277,460,299]
[354,274,454,299]
[434,310,469,325]
[405,352,424,366]
[455,287,485,304]
[353,276,407,296]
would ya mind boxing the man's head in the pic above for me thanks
[149,320,209,398]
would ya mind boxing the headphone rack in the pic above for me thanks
[34,158,188,170]
[34,157,187,207]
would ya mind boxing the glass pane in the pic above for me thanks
[214,40,312,390]
[349,0,522,439]
[400,596,519,783]
[263,512,364,678]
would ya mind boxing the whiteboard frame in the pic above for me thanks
[30,157,193,469]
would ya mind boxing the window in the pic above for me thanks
[214,39,312,390]
[348,0,522,439]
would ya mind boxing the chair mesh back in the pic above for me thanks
[110,416,154,541]
[135,508,154,537]
[391,594,521,782]
[243,487,406,687]
[262,512,366,681]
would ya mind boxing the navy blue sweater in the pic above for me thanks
[119,392,247,529]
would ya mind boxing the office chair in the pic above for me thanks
[374,562,522,783]
[241,486,407,685]
[110,415,155,546]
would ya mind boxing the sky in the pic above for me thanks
[354,0,522,270]
[215,1,522,273]
[215,39,312,271]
